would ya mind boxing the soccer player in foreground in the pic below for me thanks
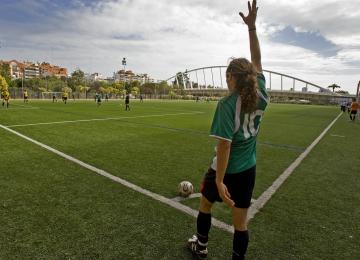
[187,1,268,259]
[2,90,10,108]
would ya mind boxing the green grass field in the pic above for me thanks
[0,99,359,259]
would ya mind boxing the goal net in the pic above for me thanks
[41,92,63,100]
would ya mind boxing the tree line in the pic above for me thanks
[0,64,177,98]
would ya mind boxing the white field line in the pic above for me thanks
[171,193,202,202]
[172,193,257,204]
[0,123,234,234]
[5,112,204,128]
[11,104,35,108]
[247,112,343,221]
[1,106,40,111]
[331,134,345,138]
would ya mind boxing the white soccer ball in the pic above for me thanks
[178,181,194,197]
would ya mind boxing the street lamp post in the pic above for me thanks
[21,69,24,98]
[357,80,360,120]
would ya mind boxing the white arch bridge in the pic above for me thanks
[164,66,333,94]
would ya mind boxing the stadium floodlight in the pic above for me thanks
[122,57,126,71]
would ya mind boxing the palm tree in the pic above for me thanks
[328,83,341,92]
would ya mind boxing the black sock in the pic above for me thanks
[196,211,211,247]
[232,230,249,260]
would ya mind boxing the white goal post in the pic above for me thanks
[41,92,63,100]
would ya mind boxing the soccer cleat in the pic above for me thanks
[187,235,208,259]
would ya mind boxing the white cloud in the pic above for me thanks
[1,0,359,93]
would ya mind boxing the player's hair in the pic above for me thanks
[226,58,258,113]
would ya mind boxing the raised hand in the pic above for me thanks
[239,0,258,28]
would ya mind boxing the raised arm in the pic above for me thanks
[240,0,262,72]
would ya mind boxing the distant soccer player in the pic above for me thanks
[62,91,68,104]
[125,94,130,111]
[340,101,346,112]
[187,1,268,259]
[346,101,351,114]
[23,89,29,103]
[105,93,109,102]
[52,93,57,102]
[97,93,102,106]
[2,90,10,108]
[349,98,359,121]
[140,94,143,102]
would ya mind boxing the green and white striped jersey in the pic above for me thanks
[210,73,268,174]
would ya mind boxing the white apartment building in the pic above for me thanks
[24,63,40,79]
[114,70,154,84]
[87,72,105,81]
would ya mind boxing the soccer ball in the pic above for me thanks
[178,181,194,197]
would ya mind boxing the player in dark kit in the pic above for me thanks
[349,98,359,121]
[97,93,102,106]
[125,94,130,111]
[187,1,268,259]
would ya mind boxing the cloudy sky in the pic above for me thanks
[1,0,359,93]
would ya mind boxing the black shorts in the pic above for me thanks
[200,166,256,208]
[350,110,357,115]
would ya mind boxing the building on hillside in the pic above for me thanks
[40,62,68,78]
[113,70,154,84]
[0,60,67,79]
[0,60,25,79]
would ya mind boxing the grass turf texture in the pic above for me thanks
[1,99,352,258]
[0,128,233,259]
[248,112,360,259]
